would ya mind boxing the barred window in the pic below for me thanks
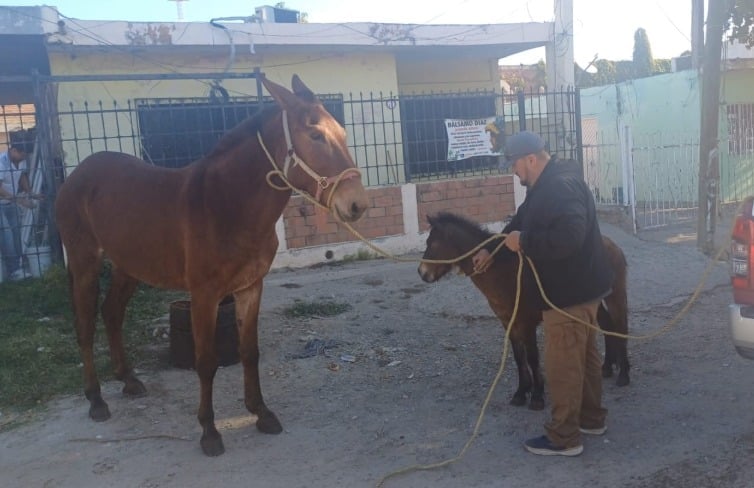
[135,94,344,168]
[727,103,754,156]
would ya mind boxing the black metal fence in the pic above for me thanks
[337,89,581,186]
[35,84,580,189]
[0,72,580,279]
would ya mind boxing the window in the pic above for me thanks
[135,94,344,168]
[399,92,499,180]
[727,103,754,156]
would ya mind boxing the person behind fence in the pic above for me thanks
[472,130,613,457]
[0,129,37,281]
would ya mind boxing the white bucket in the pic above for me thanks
[28,246,52,277]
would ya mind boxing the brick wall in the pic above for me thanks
[283,186,404,249]
[416,175,515,232]
[282,176,514,250]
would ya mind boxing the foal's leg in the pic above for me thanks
[508,335,530,408]
[68,252,109,421]
[235,280,282,434]
[609,305,631,387]
[190,294,224,456]
[524,323,545,410]
[101,267,145,396]
[601,297,631,386]
[597,304,616,378]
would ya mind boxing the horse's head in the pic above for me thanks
[418,212,491,282]
[261,75,369,223]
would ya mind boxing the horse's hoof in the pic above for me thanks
[200,434,225,457]
[601,366,613,378]
[256,412,283,434]
[529,399,545,411]
[616,375,630,387]
[509,395,527,407]
[89,401,111,422]
[122,378,147,397]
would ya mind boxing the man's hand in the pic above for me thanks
[472,248,493,273]
[504,230,522,252]
[16,196,36,209]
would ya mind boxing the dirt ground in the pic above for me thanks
[2,217,753,488]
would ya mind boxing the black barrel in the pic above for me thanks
[169,296,240,369]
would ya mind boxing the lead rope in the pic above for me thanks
[375,250,522,487]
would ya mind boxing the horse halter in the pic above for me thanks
[257,110,362,210]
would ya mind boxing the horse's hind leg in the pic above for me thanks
[68,251,110,421]
[101,267,146,396]
[235,281,282,434]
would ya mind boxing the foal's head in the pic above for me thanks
[261,75,369,222]
[418,212,493,282]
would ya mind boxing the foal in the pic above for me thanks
[418,212,630,409]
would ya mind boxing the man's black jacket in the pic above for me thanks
[502,156,613,311]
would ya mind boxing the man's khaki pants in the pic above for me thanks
[542,300,607,447]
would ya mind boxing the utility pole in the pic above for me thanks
[691,0,704,69]
[697,0,734,253]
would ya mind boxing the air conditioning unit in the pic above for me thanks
[254,5,300,23]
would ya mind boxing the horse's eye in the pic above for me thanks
[310,131,324,142]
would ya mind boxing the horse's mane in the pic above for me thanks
[432,212,494,243]
[204,104,281,160]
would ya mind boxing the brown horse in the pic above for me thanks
[417,212,630,410]
[54,75,369,456]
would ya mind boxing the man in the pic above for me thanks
[473,131,613,456]
[0,129,36,281]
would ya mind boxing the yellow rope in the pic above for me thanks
[375,249,524,488]
[264,158,503,266]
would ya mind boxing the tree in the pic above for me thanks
[729,0,754,47]
[632,28,654,78]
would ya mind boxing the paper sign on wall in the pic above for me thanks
[445,116,504,161]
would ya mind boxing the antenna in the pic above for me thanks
[168,0,188,21]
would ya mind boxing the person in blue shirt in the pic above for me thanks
[0,129,37,281]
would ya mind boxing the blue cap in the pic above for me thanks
[500,131,546,169]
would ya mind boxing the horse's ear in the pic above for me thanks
[291,74,317,103]
[261,75,301,110]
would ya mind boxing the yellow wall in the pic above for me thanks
[397,56,500,93]
[48,50,406,179]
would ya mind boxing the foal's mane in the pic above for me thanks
[432,212,494,245]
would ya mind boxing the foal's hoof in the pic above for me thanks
[89,401,111,422]
[529,398,545,411]
[256,412,283,434]
[509,395,527,407]
[122,378,147,397]
[200,434,225,457]
[616,375,630,387]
